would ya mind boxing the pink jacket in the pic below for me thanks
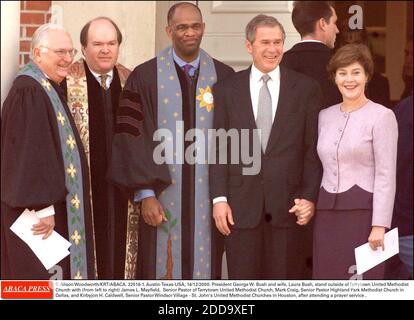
[317,100,398,228]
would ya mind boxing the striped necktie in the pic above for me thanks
[100,74,109,90]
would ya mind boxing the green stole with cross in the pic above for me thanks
[18,60,90,279]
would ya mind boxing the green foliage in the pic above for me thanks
[165,209,172,221]
[171,218,177,229]
[160,224,169,234]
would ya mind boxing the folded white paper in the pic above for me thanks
[355,228,399,275]
[10,209,72,270]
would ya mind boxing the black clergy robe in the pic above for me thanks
[63,61,129,279]
[1,76,95,279]
[109,57,234,279]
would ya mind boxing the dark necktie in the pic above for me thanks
[183,64,194,81]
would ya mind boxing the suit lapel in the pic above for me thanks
[230,67,298,154]
[231,67,257,130]
[266,66,297,153]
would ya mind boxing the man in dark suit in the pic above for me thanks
[387,95,413,279]
[282,1,341,108]
[209,15,322,279]
[281,1,340,279]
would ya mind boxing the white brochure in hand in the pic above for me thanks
[354,227,399,275]
[10,209,72,270]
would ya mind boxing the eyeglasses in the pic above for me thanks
[40,47,78,58]
[53,48,78,58]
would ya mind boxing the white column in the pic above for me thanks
[1,1,20,107]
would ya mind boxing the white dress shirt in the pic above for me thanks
[299,39,324,44]
[249,63,280,122]
[212,64,281,205]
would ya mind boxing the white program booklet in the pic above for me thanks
[354,227,399,275]
[10,209,72,270]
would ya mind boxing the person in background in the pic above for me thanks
[281,1,341,279]
[390,95,413,279]
[282,1,341,109]
[400,37,413,100]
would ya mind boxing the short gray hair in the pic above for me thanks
[30,23,68,57]
[245,14,286,43]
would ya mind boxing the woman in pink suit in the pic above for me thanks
[312,44,398,279]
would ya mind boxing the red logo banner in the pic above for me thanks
[1,281,53,299]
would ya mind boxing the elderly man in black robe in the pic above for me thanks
[1,24,95,280]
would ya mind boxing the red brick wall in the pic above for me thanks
[20,1,52,66]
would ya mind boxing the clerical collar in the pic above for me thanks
[172,49,200,70]
[250,63,280,83]
[88,67,114,87]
